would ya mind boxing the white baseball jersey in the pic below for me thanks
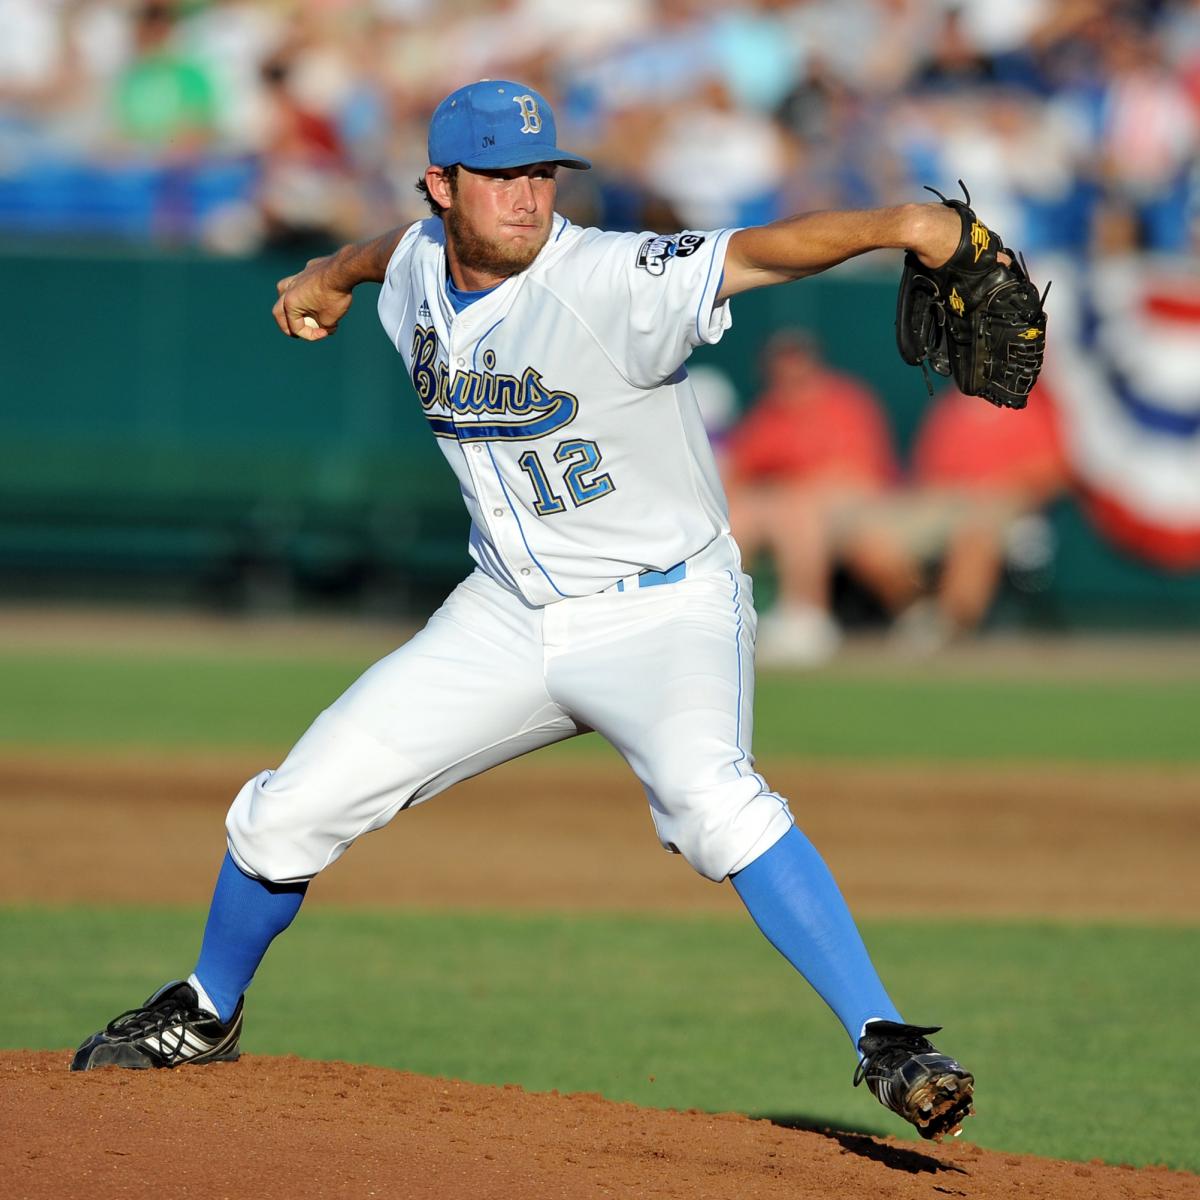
[377,214,737,605]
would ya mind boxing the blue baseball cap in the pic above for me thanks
[428,80,591,171]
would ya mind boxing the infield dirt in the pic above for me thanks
[2,751,1197,919]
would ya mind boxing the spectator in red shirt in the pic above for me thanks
[892,385,1069,649]
[256,53,360,248]
[723,331,919,666]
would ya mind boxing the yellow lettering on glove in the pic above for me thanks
[970,221,990,263]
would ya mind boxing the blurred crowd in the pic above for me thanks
[716,333,1069,665]
[2,0,1200,254]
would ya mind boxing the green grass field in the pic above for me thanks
[2,639,1198,1171]
[2,647,1199,761]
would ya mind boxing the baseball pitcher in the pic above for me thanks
[69,80,1041,1142]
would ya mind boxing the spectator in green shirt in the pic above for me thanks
[113,1,217,155]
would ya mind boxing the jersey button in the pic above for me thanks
[456,357,466,366]
[520,568,531,577]
[472,445,483,454]
[493,507,504,517]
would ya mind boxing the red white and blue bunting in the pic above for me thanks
[1043,255,1200,570]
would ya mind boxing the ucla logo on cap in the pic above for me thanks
[513,95,542,135]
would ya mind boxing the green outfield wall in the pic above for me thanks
[3,246,1198,625]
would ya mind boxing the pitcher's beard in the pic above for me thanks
[447,208,549,279]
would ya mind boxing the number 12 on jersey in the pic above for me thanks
[518,439,615,515]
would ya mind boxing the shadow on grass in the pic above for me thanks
[762,1115,968,1177]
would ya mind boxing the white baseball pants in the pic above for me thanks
[226,547,795,884]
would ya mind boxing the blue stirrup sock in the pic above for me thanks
[731,825,903,1049]
[193,831,893,1038]
[191,850,308,1023]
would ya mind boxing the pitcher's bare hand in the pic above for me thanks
[272,255,355,341]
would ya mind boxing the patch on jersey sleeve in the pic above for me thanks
[636,233,706,277]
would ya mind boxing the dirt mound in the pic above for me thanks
[4,1051,1194,1200]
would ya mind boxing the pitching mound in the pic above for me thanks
[5,1052,1194,1200]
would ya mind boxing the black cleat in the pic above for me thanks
[853,1019,974,1140]
[71,980,243,1071]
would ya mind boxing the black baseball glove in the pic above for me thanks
[896,182,1048,410]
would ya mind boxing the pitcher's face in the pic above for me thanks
[433,163,558,284]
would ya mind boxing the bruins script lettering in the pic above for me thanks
[410,326,579,442]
